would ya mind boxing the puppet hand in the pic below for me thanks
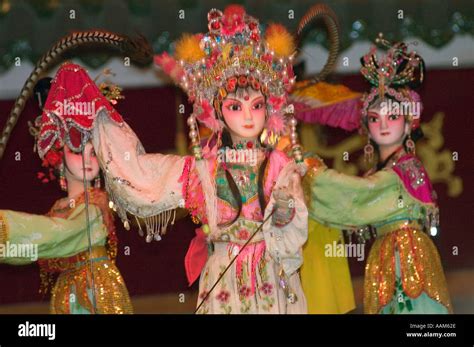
[272,187,295,227]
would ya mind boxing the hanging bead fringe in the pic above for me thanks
[104,174,177,242]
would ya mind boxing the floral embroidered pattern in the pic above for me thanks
[237,229,250,240]
[239,285,252,297]
[216,290,231,303]
[260,282,273,295]
[255,255,274,312]
[196,270,211,314]
[216,265,233,314]
[217,218,261,242]
[238,284,253,313]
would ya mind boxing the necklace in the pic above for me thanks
[231,139,260,150]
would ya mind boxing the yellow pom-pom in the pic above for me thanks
[265,24,295,58]
[175,34,205,63]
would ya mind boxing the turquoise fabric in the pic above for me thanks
[69,285,92,314]
[380,251,449,314]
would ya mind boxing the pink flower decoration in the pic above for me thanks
[260,282,273,295]
[268,95,285,111]
[196,100,222,132]
[43,150,62,168]
[216,290,230,303]
[154,52,184,84]
[265,112,285,135]
[237,229,250,240]
[239,285,252,298]
[221,5,246,36]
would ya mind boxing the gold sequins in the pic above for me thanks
[364,224,452,313]
[50,256,133,314]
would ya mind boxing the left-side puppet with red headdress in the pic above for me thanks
[0,62,133,314]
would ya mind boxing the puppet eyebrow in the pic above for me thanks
[223,98,241,103]
[367,111,380,117]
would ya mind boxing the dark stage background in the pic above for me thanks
[0,68,473,305]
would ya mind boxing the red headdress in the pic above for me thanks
[30,63,124,183]
[37,62,123,163]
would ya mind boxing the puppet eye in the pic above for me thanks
[368,116,379,123]
[388,114,400,121]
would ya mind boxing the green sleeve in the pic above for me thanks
[304,167,418,229]
[0,204,108,265]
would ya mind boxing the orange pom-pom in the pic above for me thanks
[265,23,295,58]
[175,34,205,63]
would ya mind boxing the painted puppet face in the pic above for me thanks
[221,88,266,140]
[64,142,99,183]
[367,98,408,146]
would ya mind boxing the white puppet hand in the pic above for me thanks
[271,173,299,227]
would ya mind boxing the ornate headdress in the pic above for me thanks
[360,33,425,131]
[155,5,296,136]
[155,4,339,166]
[30,62,124,183]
